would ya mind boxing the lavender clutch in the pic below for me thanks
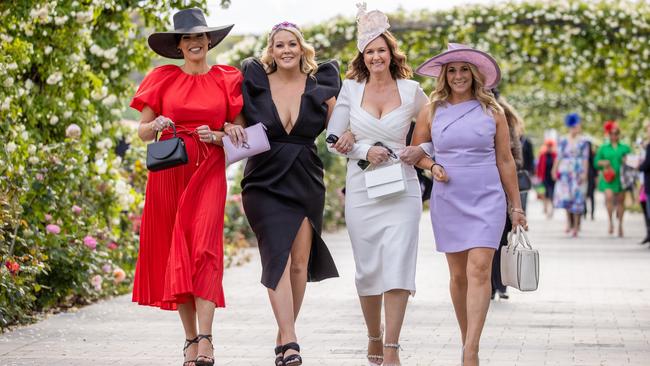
[223,123,270,165]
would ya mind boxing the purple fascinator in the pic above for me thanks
[272,21,300,32]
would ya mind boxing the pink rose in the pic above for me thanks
[44,214,52,222]
[83,235,97,250]
[45,224,61,234]
[5,260,20,275]
[90,274,102,291]
[113,267,126,284]
[107,242,118,250]
[72,205,82,214]
[102,264,112,273]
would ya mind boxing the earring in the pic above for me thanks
[208,42,212,48]
[271,59,277,68]
[177,48,181,54]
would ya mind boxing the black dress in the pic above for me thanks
[240,58,340,289]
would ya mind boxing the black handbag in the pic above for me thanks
[146,123,188,172]
[517,170,532,192]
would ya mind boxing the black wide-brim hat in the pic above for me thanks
[148,8,234,59]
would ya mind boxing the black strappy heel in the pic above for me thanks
[194,334,214,366]
[281,342,302,365]
[182,336,198,366]
[274,345,285,366]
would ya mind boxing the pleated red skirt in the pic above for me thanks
[132,133,227,310]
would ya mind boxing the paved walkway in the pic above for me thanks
[1,196,649,365]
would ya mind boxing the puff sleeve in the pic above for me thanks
[129,65,178,114]
[215,65,244,122]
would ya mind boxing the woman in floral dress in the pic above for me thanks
[552,113,590,237]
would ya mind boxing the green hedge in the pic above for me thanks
[220,0,650,137]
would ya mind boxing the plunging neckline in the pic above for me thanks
[267,73,310,135]
[359,79,403,121]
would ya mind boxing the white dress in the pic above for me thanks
[327,78,427,296]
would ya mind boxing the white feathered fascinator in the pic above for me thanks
[355,2,390,52]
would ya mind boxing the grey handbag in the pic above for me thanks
[501,225,539,291]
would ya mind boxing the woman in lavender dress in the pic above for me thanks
[410,43,527,366]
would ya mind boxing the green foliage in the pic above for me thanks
[220,0,650,135]
[0,0,256,330]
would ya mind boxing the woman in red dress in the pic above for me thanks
[129,8,245,366]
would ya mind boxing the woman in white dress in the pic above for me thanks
[326,5,427,366]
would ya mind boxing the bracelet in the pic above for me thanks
[210,132,216,144]
[429,162,443,172]
[511,207,526,215]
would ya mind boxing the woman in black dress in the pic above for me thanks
[238,22,340,365]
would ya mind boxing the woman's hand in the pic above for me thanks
[151,116,172,132]
[196,125,218,144]
[333,130,356,154]
[431,164,449,182]
[366,146,391,165]
[224,123,247,148]
[510,209,528,231]
[400,146,426,165]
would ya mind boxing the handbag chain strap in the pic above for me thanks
[365,156,402,172]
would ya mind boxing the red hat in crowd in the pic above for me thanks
[603,120,618,134]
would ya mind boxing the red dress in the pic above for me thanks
[130,65,243,310]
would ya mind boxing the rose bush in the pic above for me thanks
[0,0,252,330]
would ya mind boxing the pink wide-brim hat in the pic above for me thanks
[415,43,501,89]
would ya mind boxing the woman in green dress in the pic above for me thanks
[594,121,631,237]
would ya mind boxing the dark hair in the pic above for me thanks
[345,31,412,82]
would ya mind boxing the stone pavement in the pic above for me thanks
[1,196,649,366]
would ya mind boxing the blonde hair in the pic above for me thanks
[345,32,412,82]
[260,27,318,75]
[428,63,502,118]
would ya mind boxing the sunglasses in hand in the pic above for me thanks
[357,142,397,170]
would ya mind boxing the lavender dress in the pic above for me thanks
[430,100,506,252]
